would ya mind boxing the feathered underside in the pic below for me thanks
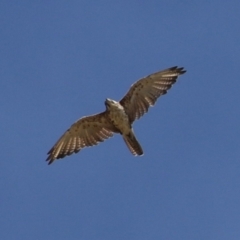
[46,112,117,164]
[120,66,186,123]
[46,66,186,164]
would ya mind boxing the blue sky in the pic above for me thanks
[1,1,240,239]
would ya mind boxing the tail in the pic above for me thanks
[123,130,143,156]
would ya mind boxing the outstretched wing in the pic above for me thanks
[120,66,186,123]
[46,112,117,164]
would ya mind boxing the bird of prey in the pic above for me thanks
[46,66,186,164]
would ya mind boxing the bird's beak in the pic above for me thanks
[105,99,110,106]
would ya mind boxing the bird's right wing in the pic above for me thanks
[120,66,186,123]
[46,112,117,164]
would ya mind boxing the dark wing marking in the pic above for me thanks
[120,66,186,123]
[46,112,117,164]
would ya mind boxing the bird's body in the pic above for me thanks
[105,98,143,156]
[105,99,130,134]
[46,66,186,164]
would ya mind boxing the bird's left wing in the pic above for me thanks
[46,111,117,164]
[120,66,186,123]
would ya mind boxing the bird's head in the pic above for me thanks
[105,98,118,110]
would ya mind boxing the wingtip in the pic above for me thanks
[46,154,54,165]
[176,66,187,75]
[47,159,54,165]
[180,69,187,74]
[169,66,178,70]
[168,66,186,74]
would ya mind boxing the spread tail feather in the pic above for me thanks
[123,131,143,156]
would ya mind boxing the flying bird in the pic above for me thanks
[46,66,186,164]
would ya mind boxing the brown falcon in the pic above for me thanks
[46,66,186,164]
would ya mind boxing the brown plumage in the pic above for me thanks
[122,130,143,156]
[46,66,186,164]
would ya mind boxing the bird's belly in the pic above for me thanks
[109,110,130,134]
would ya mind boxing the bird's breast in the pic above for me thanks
[108,107,131,134]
